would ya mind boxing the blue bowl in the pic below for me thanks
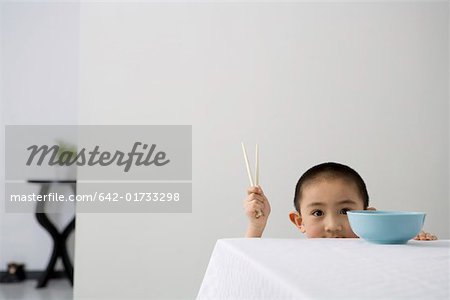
[347,210,426,244]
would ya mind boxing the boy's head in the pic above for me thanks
[289,162,375,238]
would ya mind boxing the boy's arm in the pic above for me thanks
[243,186,271,238]
[246,224,266,238]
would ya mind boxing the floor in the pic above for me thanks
[0,279,73,300]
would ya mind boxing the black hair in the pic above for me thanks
[294,162,369,214]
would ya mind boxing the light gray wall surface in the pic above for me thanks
[74,2,448,299]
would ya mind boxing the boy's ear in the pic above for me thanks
[366,207,376,211]
[289,210,306,233]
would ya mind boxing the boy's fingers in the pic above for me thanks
[249,200,263,208]
[425,233,436,240]
[246,194,265,203]
[415,231,437,240]
[256,185,264,195]
[247,186,260,195]
[248,199,264,208]
[247,200,264,212]
[247,186,264,195]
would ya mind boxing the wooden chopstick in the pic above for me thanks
[255,144,259,186]
[241,142,254,186]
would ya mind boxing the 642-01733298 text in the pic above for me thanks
[9,192,181,202]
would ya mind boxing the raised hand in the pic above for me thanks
[244,185,271,238]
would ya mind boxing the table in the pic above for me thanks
[197,238,450,300]
[28,180,76,288]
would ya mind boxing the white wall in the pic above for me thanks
[0,2,79,270]
[74,1,448,299]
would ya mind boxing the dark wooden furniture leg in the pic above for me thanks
[34,182,76,288]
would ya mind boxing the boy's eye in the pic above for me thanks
[312,210,323,217]
[340,208,351,215]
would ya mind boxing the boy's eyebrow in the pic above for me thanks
[306,199,357,208]
[337,199,358,205]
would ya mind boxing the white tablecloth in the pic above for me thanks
[197,238,450,300]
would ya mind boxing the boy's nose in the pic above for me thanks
[324,218,343,234]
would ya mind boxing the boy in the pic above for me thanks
[244,162,437,240]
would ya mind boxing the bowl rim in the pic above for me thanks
[347,210,425,216]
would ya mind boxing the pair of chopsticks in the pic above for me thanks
[241,142,263,218]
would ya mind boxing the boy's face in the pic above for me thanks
[291,178,366,238]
